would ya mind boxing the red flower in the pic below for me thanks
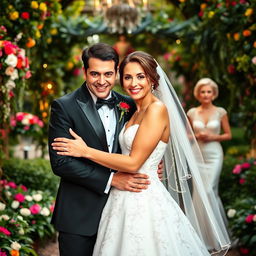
[227,64,236,74]
[241,162,251,169]
[239,178,246,184]
[240,247,249,254]
[14,193,25,202]
[245,214,254,223]
[117,102,130,122]
[21,12,30,19]
[30,204,41,215]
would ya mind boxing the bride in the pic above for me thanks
[52,51,230,255]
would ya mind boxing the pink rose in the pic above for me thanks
[0,226,11,236]
[30,204,41,214]
[14,193,25,202]
[3,41,17,55]
[241,162,251,169]
[8,181,17,189]
[24,70,32,79]
[16,112,24,121]
[252,56,256,65]
[0,250,7,256]
[50,203,55,213]
[232,164,242,174]
[245,214,254,223]
[20,184,28,191]
[10,118,17,127]
[24,126,30,131]
[38,120,44,127]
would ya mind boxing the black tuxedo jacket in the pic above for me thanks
[48,83,136,236]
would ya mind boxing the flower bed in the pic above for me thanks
[0,179,55,256]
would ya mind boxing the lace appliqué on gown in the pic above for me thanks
[92,125,210,256]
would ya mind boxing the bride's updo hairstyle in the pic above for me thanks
[119,51,160,90]
[193,78,219,101]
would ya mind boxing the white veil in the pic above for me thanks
[155,65,230,255]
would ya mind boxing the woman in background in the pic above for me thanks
[187,78,232,226]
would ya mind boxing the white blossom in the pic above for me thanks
[227,209,236,218]
[0,214,10,221]
[18,228,25,235]
[25,195,33,201]
[5,54,18,67]
[10,68,18,80]
[5,191,11,197]
[20,208,31,216]
[6,79,16,90]
[11,241,21,251]
[40,207,50,216]
[17,215,23,221]
[0,202,6,211]
[21,117,30,125]
[11,200,20,209]
[33,194,43,202]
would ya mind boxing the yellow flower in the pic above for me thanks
[0,41,3,47]
[233,33,240,41]
[35,30,41,38]
[31,1,39,9]
[200,3,207,10]
[66,62,74,70]
[8,5,13,9]
[226,33,231,39]
[245,8,253,17]
[50,28,58,35]
[46,37,52,44]
[208,11,215,18]
[39,3,47,12]
[9,11,19,20]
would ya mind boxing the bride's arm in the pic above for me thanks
[52,102,168,173]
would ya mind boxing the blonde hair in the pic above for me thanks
[193,78,219,100]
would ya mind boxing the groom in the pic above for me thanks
[48,43,152,256]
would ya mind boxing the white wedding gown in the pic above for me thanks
[92,124,210,256]
[187,107,228,226]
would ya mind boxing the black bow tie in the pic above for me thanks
[96,97,116,110]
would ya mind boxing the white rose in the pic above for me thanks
[10,68,18,80]
[5,191,11,197]
[25,195,33,201]
[18,228,25,235]
[11,200,20,209]
[40,207,50,216]
[11,241,21,251]
[5,54,18,67]
[20,208,31,216]
[227,209,236,218]
[5,79,16,90]
[33,194,43,202]
[0,214,10,221]
[21,117,30,125]
[0,202,6,211]
[17,215,23,221]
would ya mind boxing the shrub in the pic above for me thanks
[2,158,59,196]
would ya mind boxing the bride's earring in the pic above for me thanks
[151,85,155,93]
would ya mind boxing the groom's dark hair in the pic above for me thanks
[82,43,119,72]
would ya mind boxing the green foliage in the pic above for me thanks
[2,158,59,195]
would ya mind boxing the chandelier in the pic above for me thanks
[92,0,150,34]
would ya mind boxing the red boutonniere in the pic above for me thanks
[117,102,130,122]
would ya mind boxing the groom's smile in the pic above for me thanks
[85,57,117,99]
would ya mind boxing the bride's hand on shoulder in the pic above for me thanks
[52,128,88,157]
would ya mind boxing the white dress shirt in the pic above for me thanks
[88,89,117,194]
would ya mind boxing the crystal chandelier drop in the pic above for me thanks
[93,0,149,34]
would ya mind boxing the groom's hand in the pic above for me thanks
[112,172,150,192]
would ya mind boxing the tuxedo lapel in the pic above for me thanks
[76,85,108,151]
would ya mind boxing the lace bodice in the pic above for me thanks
[119,124,167,180]
[187,107,227,135]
